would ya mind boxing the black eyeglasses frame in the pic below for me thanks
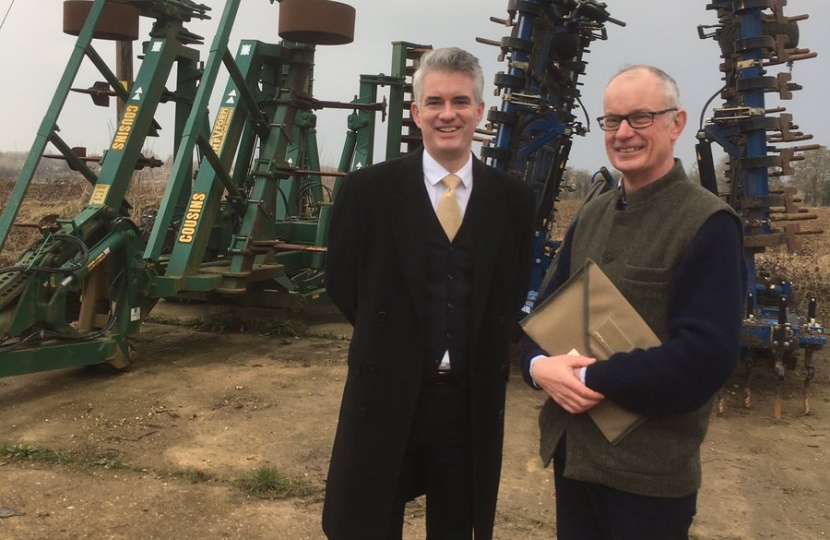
[596,108,678,131]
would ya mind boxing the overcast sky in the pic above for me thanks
[0,0,827,174]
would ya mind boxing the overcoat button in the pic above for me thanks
[377,311,387,321]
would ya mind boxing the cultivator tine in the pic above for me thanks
[803,349,816,415]
[773,357,785,420]
[742,354,754,409]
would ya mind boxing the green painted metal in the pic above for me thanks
[219,44,316,292]
[385,42,430,160]
[0,0,229,374]
[0,0,415,377]
[96,39,195,208]
[0,339,123,378]
[159,38,266,281]
[144,0,243,261]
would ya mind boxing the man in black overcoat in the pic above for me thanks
[322,47,536,540]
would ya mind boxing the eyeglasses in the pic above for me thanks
[596,108,678,131]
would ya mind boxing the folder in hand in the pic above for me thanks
[520,259,661,445]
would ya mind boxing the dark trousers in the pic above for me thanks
[553,441,697,540]
[386,378,474,540]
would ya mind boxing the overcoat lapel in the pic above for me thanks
[390,151,430,320]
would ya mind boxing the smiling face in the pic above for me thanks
[603,68,686,192]
[411,69,485,172]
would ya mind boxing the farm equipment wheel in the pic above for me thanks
[63,0,140,41]
[278,0,356,46]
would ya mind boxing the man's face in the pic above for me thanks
[603,69,686,189]
[411,70,485,170]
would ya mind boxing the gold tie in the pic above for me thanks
[437,174,463,242]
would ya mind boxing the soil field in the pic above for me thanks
[0,300,829,540]
[1,179,830,538]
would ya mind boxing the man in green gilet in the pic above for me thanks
[520,65,746,539]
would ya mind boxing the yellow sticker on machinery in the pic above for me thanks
[111,104,140,151]
[210,107,234,154]
[89,184,109,205]
[178,192,207,244]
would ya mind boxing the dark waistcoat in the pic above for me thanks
[424,206,474,376]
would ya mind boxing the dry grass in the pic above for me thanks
[756,210,830,321]
[0,168,166,268]
[0,179,89,267]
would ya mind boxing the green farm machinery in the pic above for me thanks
[0,0,430,375]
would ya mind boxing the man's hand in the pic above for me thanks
[531,354,605,414]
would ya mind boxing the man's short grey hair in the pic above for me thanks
[412,47,485,106]
[610,65,681,109]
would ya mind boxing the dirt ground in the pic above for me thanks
[0,301,829,540]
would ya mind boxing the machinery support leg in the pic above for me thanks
[803,349,816,416]
[773,356,786,420]
[743,353,755,410]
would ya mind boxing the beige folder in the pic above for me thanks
[520,259,661,445]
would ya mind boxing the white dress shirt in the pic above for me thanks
[422,152,473,216]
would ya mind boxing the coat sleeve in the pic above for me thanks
[325,175,360,325]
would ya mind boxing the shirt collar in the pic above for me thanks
[422,151,473,188]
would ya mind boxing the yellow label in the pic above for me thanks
[110,104,140,151]
[209,107,234,154]
[89,184,109,205]
[177,192,207,243]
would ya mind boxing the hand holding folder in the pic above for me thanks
[520,259,662,445]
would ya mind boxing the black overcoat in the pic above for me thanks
[322,149,535,540]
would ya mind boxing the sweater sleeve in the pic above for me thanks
[585,211,746,416]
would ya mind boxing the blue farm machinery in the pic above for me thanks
[0,0,824,418]
[696,0,824,417]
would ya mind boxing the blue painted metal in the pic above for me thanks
[480,0,624,298]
